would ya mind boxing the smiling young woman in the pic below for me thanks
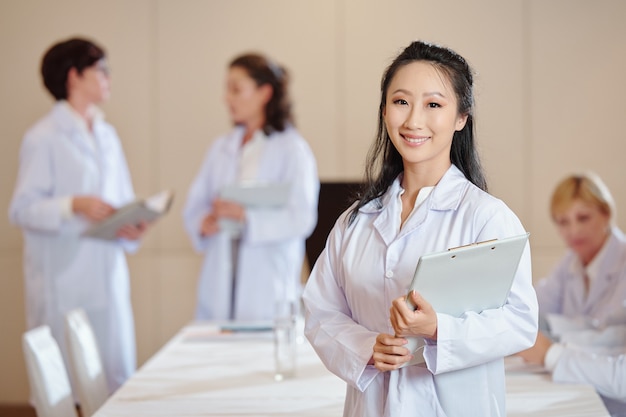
[302,40,537,417]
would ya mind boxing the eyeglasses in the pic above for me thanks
[91,61,110,76]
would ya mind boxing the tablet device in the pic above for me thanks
[401,232,530,366]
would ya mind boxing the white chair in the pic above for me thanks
[22,325,78,417]
[64,309,109,417]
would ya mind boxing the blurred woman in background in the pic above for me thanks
[519,172,626,415]
[9,37,147,392]
[183,52,319,321]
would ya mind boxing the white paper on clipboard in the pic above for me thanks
[401,232,530,367]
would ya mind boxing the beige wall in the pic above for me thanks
[1,0,625,403]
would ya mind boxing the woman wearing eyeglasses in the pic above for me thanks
[9,37,147,392]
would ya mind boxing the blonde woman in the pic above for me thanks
[519,172,626,415]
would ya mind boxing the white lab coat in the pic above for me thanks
[553,344,626,416]
[536,227,626,329]
[9,102,138,392]
[538,235,626,417]
[183,126,319,320]
[303,165,538,417]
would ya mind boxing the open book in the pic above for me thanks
[83,189,174,240]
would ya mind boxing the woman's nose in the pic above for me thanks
[403,107,423,129]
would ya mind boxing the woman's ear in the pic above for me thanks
[455,113,468,131]
[259,83,273,106]
[66,67,80,90]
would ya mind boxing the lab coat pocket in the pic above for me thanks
[53,237,109,312]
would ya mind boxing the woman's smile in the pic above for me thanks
[401,133,430,145]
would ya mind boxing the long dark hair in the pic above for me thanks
[348,40,487,224]
[229,53,293,135]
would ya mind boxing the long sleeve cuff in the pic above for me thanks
[545,343,565,372]
[61,197,74,220]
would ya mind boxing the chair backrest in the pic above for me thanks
[22,326,79,417]
[64,309,109,417]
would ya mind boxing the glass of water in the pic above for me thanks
[274,300,297,381]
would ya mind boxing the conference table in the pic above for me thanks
[93,322,610,417]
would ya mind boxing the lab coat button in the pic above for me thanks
[385,270,394,278]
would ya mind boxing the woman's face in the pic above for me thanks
[383,61,467,177]
[70,59,111,104]
[553,199,611,265]
[224,66,269,129]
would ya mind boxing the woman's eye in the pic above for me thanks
[427,102,441,108]
[393,99,408,105]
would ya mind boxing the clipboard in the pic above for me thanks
[220,182,291,207]
[218,182,291,234]
[401,232,530,366]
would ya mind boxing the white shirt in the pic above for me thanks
[239,129,267,181]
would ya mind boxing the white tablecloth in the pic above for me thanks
[93,322,609,417]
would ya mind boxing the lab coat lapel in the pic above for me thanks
[587,232,626,308]
[397,165,468,239]
[370,165,468,245]
[219,127,244,184]
[52,103,98,159]
[371,180,402,246]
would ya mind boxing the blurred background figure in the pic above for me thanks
[518,172,626,415]
[183,52,319,321]
[8,37,149,392]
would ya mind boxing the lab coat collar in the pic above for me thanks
[567,227,626,310]
[222,126,273,160]
[598,227,626,279]
[358,164,469,215]
[222,126,247,157]
[53,101,105,133]
[363,164,470,245]
[52,101,106,157]
[585,230,613,283]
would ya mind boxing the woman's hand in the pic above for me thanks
[200,212,220,236]
[116,220,149,241]
[516,331,552,365]
[390,290,438,340]
[212,198,246,221]
[199,199,246,237]
[72,196,115,221]
[370,333,412,371]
